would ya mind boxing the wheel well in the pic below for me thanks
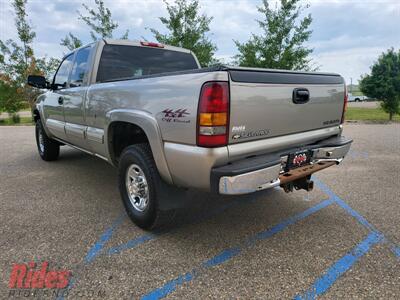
[108,122,150,164]
[33,109,40,122]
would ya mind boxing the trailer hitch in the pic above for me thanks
[279,161,335,193]
[281,176,314,193]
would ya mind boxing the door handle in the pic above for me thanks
[292,88,310,104]
[58,96,64,105]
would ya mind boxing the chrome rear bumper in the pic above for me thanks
[219,164,282,195]
[213,137,352,195]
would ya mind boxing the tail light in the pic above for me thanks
[341,83,348,124]
[197,81,230,147]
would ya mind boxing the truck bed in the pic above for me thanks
[94,65,345,147]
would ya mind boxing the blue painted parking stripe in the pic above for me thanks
[57,213,126,300]
[294,231,383,300]
[392,246,400,258]
[141,272,195,300]
[84,213,126,263]
[140,199,334,300]
[313,178,376,231]
[107,194,261,256]
[108,234,156,255]
[56,278,76,300]
[59,191,266,299]
[314,177,400,259]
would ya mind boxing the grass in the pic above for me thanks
[0,116,34,126]
[345,107,400,122]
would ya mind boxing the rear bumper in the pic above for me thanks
[211,136,352,195]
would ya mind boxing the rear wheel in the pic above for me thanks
[118,144,175,229]
[35,120,60,161]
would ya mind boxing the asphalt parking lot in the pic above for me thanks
[1,124,399,299]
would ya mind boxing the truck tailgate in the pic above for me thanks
[228,69,345,144]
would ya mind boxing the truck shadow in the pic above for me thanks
[53,147,327,235]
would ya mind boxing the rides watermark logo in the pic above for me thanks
[8,261,70,298]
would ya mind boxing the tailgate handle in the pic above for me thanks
[293,88,310,104]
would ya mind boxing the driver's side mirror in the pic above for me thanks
[27,75,48,89]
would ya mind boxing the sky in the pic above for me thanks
[1,0,400,84]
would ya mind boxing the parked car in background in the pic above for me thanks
[348,93,368,102]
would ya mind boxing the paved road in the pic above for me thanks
[0,124,399,299]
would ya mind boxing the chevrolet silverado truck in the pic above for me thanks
[28,39,352,229]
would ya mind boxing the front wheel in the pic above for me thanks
[118,144,175,229]
[35,120,60,161]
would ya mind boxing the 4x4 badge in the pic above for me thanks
[161,108,190,123]
[162,109,189,118]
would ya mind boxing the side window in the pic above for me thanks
[53,54,74,88]
[70,47,91,87]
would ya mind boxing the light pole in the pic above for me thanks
[350,77,353,94]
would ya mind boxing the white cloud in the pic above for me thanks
[312,46,386,83]
[1,0,399,83]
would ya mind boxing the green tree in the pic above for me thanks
[235,0,315,71]
[0,0,36,85]
[150,0,217,67]
[61,0,129,51]
[360,48,400,120]
[0,0,54,113]
[36,56,60,80]
[60,33,83,51]
[13,0,35,65]
[0,77,22,114]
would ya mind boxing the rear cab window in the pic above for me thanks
[96,45,199,82]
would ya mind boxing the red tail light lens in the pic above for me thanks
[197,82,229,147]
[341,83,348,124]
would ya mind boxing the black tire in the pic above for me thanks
[35,120,60,161]
[118,144,175,230]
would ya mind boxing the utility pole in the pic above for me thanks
[350,77,353,94]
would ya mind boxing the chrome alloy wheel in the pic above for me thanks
[125,164,149,212]
[38,129,45,153]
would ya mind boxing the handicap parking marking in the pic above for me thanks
[293,231,384,300]
[140,199,334,300]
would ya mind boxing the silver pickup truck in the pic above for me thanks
[28,39,352,229]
